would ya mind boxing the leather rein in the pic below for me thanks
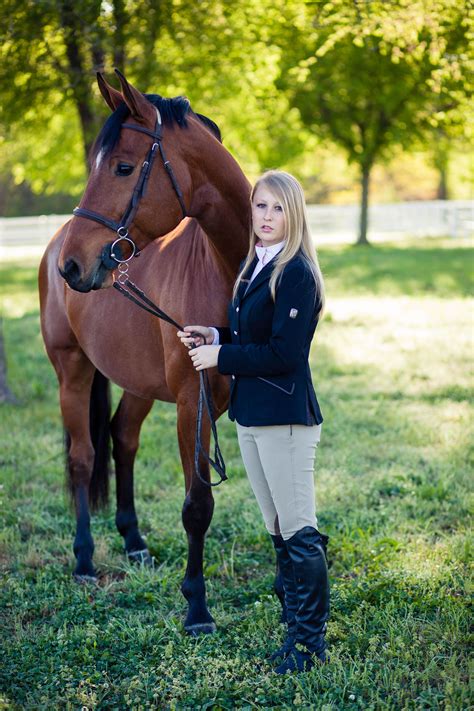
[73,113,227,488]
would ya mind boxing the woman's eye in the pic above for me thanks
[275,205,283,212]
[256,203,266,208]
[115,163,134,176]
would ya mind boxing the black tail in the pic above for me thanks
[88,370,111,510]
[65,370,111,510]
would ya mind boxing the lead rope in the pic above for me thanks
[113,273,227,488]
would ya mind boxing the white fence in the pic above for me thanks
[0,201,472,250]
[307,200,473,241]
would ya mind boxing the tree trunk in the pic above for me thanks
[436,167,448,200]
[58,0,101,168]
[357,163,371,245]
[433,134,449,200]
[435,154,449,200]
[113,0,127,72]
[0,319,17,404]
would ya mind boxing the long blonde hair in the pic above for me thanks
[232,170,325,313]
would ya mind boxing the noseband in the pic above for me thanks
[73,112,187,262]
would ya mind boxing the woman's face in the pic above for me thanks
[251,184,286,247]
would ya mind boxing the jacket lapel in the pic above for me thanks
[236,256,258,302]
[241,258,275,301]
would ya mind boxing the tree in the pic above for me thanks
[278,0,472,244]
[0,0,307,204]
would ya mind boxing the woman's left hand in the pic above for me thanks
[189,345,221,371]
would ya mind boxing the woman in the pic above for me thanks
[177,170,329,673]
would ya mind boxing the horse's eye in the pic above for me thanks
[115,163,134,176]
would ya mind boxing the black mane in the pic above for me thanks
[91,94,222,162]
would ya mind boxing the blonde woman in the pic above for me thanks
[177,170,329,673]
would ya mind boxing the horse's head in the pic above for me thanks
[58,71,221,292]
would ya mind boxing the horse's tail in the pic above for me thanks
[65,369,111,511]
[88,370,111,510]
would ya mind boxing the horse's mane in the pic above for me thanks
[91,94,222,162]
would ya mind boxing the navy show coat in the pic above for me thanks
[216,252,323,427]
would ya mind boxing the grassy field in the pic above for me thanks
[0,238,472,710]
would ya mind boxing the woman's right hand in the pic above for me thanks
[177,325,214,349]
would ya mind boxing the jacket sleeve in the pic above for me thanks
[217,262,317,377]
[216,327,232,345]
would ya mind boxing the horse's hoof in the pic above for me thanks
[184,621,217,636]
[73,573,99,585]
[127,548,154,567]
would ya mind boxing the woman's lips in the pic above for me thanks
[261,226,273,232]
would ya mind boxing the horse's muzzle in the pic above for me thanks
[59,256,112,292]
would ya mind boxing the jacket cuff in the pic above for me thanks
[209,327,220,345]
[217,344,234,375]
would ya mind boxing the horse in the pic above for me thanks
[38,70,262,635]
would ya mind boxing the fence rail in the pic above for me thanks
[0,200,472,248]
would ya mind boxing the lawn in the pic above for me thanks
[0,237,472,709]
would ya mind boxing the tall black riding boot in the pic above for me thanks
[275,526,330,674]
[269,534,298,663]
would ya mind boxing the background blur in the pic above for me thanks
[0,0,472,244]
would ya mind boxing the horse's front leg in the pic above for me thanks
[57,349,98,581]
[177,398,216,635]
[110,392,154,564]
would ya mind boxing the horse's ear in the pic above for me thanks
[114,68,155,123]
[97,73,123,112]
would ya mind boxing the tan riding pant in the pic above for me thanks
[236,423,322,541]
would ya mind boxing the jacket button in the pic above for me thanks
[236,307,239,312]
[231,375,235,380]
[233,330,238,335]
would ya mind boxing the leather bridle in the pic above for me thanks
[73,111,187,265]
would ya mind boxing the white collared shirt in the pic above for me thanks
[250,239,286,283]
[210,240,286,345]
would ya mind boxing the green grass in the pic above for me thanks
[0,238,472,709]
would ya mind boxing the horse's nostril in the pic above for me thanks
[63,258,81,284]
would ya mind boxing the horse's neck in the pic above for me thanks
[189,144,251,280]
[197,197,250,280]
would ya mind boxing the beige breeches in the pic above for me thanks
[236,423,322,541]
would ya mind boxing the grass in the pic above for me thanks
[0,237,472,709]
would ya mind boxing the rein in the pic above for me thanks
[113,277,227,488]
[73,111,227,488]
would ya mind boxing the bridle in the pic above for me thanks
[73,110,227,488]
[73,109,187,269]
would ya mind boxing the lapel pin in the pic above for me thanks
[289,308,298,319]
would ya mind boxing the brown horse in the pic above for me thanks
[39,71,253,634]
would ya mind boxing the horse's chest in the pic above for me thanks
[67,291,173,401]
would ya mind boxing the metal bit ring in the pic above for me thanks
[110,233,137,263]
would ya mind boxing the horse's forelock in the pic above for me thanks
[90,94,222,165]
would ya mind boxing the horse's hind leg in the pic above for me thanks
[177,398,216,635]
[110,392,154,564]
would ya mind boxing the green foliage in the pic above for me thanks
[280,0,472,165]
[3,1,471,211]
[0,238,472,708]
[0,0,306,197]
[277,0,472,241]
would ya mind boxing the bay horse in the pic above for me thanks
[39,70,258,634]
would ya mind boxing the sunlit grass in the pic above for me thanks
[0,237,472,708]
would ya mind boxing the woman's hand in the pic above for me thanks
[189,345,221,371]
[177,325,214,349]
